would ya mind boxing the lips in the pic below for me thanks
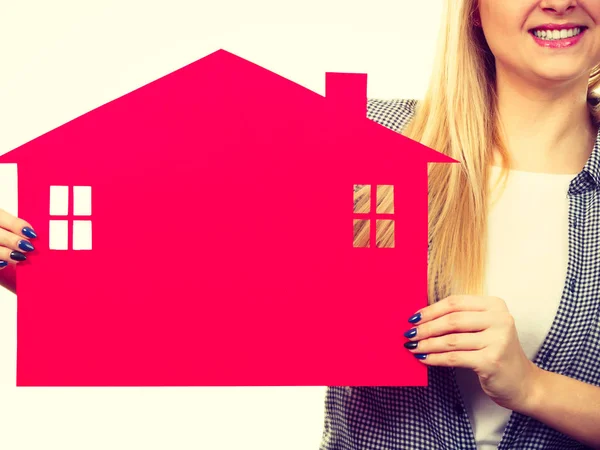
[529,25,586,48]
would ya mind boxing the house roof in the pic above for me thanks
[0,49,455,167]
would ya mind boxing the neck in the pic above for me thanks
[494,62,597,174]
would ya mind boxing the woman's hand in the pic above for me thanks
[403,295,541,412]
[0,208,37,295]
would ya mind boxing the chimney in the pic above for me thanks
[325,72,368,117]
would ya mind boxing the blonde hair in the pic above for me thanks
[355,0,600,305]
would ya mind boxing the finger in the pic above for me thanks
[405,331,490,354]
[0,227,35,254]
[405,311,492,341]
[411,295,493,325]
[412,350,481,370]
[0,246,27,264]
[0,208,37,240]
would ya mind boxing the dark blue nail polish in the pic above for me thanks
[414,353,427,360]
[18,240,34,252]
[22,227,37,239]
[0,260,7,268]
[404,341,418,350]
[10,251,26,262]
[408,312,422,324]
[404,328,417,338]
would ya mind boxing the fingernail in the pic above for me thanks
[22,227,37,239]
[0,260,7,268]
[404,328,417,338]
[404,341,418,350]
[18,240,34,252]
[414,353,427,360]
[408,312,422,324]
[10,251,26,262]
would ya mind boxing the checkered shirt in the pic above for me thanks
[318,98,600,450]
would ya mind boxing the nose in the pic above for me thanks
[539,0,577,15]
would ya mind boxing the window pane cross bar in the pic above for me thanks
[353,184,395,248]
[49,185,92,250]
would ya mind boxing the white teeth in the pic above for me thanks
[533,27,582,40]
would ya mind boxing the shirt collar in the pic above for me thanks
[569,122,600,195]
[582,123,600,187]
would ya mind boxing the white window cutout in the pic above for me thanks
[49,220,68,250]
[50,186,69,215]
[74,186,91,216]
[73,220,92,250]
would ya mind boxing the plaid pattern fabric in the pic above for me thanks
[318,98,600,450]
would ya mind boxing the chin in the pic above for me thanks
[537,72,579,81]
[531,67,587,83]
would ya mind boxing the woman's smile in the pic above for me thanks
[529,23,588,48]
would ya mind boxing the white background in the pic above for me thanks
[0,1,442,448]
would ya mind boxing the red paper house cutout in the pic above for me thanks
[0,49,455,387]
